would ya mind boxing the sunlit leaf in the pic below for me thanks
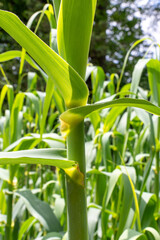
[0,10,88,108]
[0,148,72,168]
[52,0,61,23]
[0,148,84,185]
[40,78,55,137]
[60,98,160,135]
[57,0,97,78]
[10,92,25,143]
[131,59,150,94]
[0,84,14,114]
[147,59,160,106]
[18,217,37,240]
[116,38,151,91]
[0,50,39,70]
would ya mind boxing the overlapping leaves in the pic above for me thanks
[0,10,88,108]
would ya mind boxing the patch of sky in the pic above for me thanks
[136,0,160,42]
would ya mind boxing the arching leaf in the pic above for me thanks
[0,10,88,108]
[60,98,160,135]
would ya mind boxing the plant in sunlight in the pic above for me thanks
[0,1,160,240]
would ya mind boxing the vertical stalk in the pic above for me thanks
[155,150,159,212]
[5,192,13,240]
[66,121,88,240]
[40,165,44,200]
[122,108,131,160]
[155,117,160,212]
[5,166,13,240]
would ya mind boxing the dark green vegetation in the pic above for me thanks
[0,1,160,240]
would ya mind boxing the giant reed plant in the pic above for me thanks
[0,1,160,239]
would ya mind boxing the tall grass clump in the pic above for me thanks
[0,1,160,239]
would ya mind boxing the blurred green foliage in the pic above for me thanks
[90,0,149,87]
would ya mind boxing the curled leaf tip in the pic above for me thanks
[64,165,84,187]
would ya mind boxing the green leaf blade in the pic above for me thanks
[57,0,97,79]
[0,148,84,186]
[147,59,160,106]
[18,217,37,240]
[15,190,62,232]
[60,98,160,134]
[119,229,146,240]
[0,50,39,70]
[143,227,160,240]
[0,10,88,108]
[0,148,74,169]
